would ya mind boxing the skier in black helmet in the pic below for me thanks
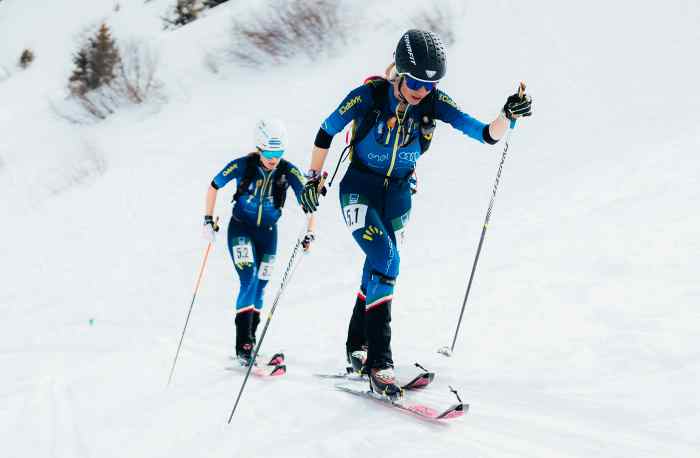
[300,30,532,399]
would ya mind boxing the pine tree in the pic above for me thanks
[69,49,90,95]
[88,24,121,89]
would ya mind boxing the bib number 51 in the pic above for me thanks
[343,204,368,233]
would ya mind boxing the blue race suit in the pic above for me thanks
[211,154,306,351]
[320,81,494,369]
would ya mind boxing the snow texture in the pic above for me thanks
[1,0,699,457]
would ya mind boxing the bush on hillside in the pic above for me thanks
[69,23,121,96]
[19,49,35,69]
[228,0,345,67]
[65,25,162,121]
[164,0,205,29]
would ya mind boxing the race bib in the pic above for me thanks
[258,255,276,280]
[391,211,410,252]
[232,239,254,268]
[343,204,368,233]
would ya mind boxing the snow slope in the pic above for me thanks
[1,1,699,457]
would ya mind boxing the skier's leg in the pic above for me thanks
[228,219,259,361]
[346,260,370,369]
[339,194,399,370]
[250,225,278,344]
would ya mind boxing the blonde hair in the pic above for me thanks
[385,62,399,82]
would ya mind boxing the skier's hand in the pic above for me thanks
[202,215,219,243]
[301,171,325,214]
[301,231,315,252]
[502,92,532,121]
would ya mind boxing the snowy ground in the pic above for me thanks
[1,1,699,457]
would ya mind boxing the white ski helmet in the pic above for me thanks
[254,119,287,154]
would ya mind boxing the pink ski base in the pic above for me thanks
[407,404,439,417]
[410,377,430,388]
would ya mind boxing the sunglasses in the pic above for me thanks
[403,75,437,92]
[260,149,284,159]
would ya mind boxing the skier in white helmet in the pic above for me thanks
[203,119,315,366]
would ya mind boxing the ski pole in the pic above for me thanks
[226,223,308,423]
[167,218,218,386]
[438,82,526,357]
[227,174,325,423]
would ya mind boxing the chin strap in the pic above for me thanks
[394,76,408,104]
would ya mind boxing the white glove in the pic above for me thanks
[202,215,219,244]
[301,231,315,252]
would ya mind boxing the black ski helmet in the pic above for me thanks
[394,29,446,82]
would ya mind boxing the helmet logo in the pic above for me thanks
[403,33,416,66]
[425,70,437,78]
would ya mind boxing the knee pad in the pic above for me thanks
[371,270,396,286]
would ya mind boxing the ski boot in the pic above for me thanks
[236,343,255,367]
[347,346,368,375]
[369,367,404,400]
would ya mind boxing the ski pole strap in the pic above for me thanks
[328,144,351,188]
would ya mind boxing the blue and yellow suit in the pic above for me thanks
[211,155,306,350]
[320,82,496,369]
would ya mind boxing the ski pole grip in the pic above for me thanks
[510,81,527,129]
[318,171,328,197]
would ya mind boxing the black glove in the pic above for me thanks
[204,215,219,230]
[301,231,315,251]
[301,171,325,213]
[202,215,219,243]
[502,92,533,121]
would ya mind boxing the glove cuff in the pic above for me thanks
[305,169,321,181]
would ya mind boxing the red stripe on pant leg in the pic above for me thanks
[365,296,392,311]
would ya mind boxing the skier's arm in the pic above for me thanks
[437,88,532,144]
[205,185,217,216]
[434,90,496,144]
[308,85,373,173]
[309,145,329,174]
[487,113,510,142]
[206,158,245,216]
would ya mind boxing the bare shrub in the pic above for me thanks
[117,41,162,104]
[411,3,462,47]
[19,49,35,69]
[229,0,345,67]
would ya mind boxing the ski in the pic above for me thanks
[335,383,467,421]
[225,352,286,378]
[315,362,435,390]
[229,352,285,366]
[225,363,286,378]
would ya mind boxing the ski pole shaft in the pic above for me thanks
[167,240,214,386]
[446,82,525,354]
[227,224,308,423]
